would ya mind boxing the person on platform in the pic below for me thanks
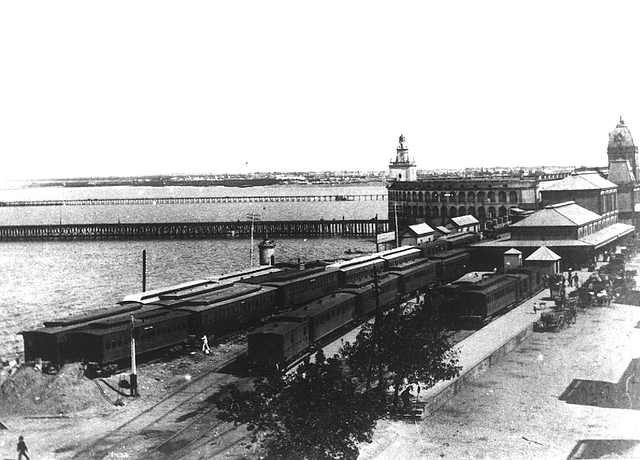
[17,435,30,460]
[573,272,579,288]
[533,302,538,314]
[202,335,211,355]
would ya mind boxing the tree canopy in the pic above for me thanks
[217,351,379,460]
[341,301,460,412]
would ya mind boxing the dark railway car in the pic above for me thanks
[337,273,401,317]
[443,232,478,250]
[456,274,518,318]
[21,303,144,364]
[386,259,439,295]
[429,249,471,284]
[74,307,191,366]
[378,247,423,270]
[332,258,385,287]
[508,266,544,293]
[416,238,448,258]
[506,272,531,302]
[168,283,279,337]
[274,292,356,343]
[257,268,340,309]
[248,320,309,369]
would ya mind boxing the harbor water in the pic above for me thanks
[0,184,388,360]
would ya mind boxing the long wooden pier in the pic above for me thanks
[0,219,389,241]
[0,194,386,207]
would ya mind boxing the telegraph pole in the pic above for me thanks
[142,250,146,292]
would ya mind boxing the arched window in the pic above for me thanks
[433,207,439,218]
[468,191,475,203]
[477,191,486,202]
[488,206,496,217]
[412,191,417,202]
[412,206,418,217]
[498,191,506,203]
[499,206,507,217]
[418,191,423,202]
[425,207,432,218]
[402,191,407,201]
[441,205,448,217]
[478,207,486,219]
[449,206,458,217]
[459,206,466,216]
[418,206,424,217]
[509,191,518,203]
[487,191,496,203]
[458,191,466,203]
[468,206,476,216]
[432,192,439,202]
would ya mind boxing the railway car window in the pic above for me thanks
[111,339,116,349]
[105,342,110,350]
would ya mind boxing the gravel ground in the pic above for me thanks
[358,301,640,460]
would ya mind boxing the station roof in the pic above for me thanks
[525,246,561,262]
[402,223,435,237]
[449,215,479,227]
[510,201,600,228]
[543,172,617,191]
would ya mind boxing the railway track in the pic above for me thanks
[70,348,251,460]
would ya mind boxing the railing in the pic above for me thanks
[0,194,387,207]
[0,219,390,241]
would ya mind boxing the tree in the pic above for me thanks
[216,351,379,460]
[341,302,460,413]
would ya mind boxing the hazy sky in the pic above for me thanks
[2,1,640,180]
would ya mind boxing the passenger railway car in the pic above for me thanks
[337,273,401,317]
[248,320,309,369]
[74,307,191,366]
[248,267,340,309]
[168,284,279,337]
[455,274,519,318]
[272,292,356,343]
[386,259,439,295]
[21,303,144,364]
[429,249,471,284]
[379,246,423,270]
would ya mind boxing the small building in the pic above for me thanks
[434,225,451,238]
[503,248,522,272]
[524,246,561,278]
[447,215,480,234]
[400,223,436,246]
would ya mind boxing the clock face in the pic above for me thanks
[616,132,625,142]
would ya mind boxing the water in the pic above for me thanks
[0,184,388,360]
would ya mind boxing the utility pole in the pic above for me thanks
[129,314,139,396]
[142,250,146,292]
[247,212,260,268]
[394,203,400,248]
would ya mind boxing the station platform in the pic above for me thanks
[411,270,589,417]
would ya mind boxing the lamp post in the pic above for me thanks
[247,212,260,268]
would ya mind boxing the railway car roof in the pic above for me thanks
[386,258,438,274]
[79,310,191,335]
[249,321,302,336]
[43,303,143,328]
[276,292,356,320]
[260,269,336,287]
[174,285,279,313]
[119,279,217,304]
[453,272,495,284]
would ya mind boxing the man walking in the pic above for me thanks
[17,435,30,460]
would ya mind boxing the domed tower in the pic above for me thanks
[607,116,639,184]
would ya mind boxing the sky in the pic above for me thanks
[2,1,640,180]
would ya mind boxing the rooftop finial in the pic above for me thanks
[399,134,405,149]
[620,116,625,126]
